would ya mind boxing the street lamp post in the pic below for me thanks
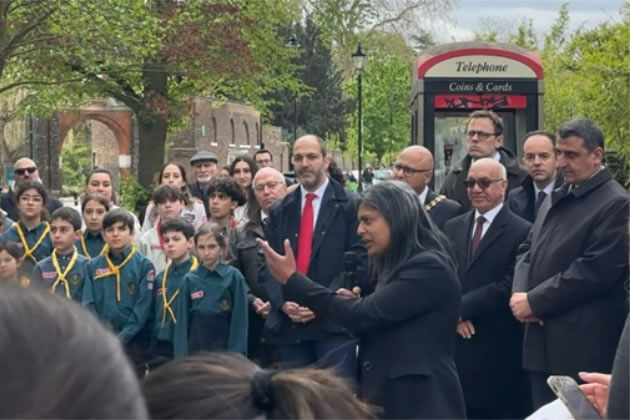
[287,33,300,171]
[352,44,366,192]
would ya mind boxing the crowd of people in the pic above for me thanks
[0,111,628,419]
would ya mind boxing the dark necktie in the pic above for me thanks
[296,193,316,274]
[535,191,546,215]
[470,216,486,256]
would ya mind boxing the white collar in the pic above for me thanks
[534,177,556,197]
[418,186,429,205]
[474,202,503,224]
[300,177,329,201]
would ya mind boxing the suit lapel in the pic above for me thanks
[311,183,338,259]
[283,189,301,255]
[467,206,508,269]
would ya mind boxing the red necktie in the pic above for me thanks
[470,215,486,256]
[296,193,316,274]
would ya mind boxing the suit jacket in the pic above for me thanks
[513,168,629,375]
[0,188,63,222]
[440,147,527,210]
[424,188,463,230]
[188,182,210,218]
[260,178,368,344]
[443,205,531,418]
[284,251,466,419]
[507,174,563,223]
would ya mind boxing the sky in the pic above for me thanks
[434,0,626,41]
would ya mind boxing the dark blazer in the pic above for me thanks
[260,179,368,344]
[513,168,629,376]
[424,188,463,230]
[440,147,527,210]
[188,182,210,218]
[284,251,466,419]
[0,188,62,221]
[507,174,563,222]
[443,205,531,418]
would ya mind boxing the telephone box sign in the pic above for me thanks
[423,55,538,78]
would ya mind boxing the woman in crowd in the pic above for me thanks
[141,163,206,234]
[259,181,466,419]
[142,352,372,419]
[0,285,147,418]
[77,193,110,259]
[229,155,257,226]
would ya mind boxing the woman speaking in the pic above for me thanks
[259,181,465,419]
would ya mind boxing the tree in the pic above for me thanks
[15,0,301,186]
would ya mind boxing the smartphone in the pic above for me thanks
[547,375,602,420]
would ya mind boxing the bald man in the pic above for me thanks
[1,157,63,221]
[443,159,531,419]
[393,146,462,230]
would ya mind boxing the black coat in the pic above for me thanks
[188,182,210,218]
[260,179,368,344]
[443,205,531,419]
[440,147,527,210]
[507,174,563,223]
[0,189,63,222]
[424,188,463,230]
[284,251,466,419]
[513,168,629,376]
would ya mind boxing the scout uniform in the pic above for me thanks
[82,244,155,344]
[2,221,52,278]
[32,246,89,302]
[138,221,168,274]
[173,263,248,357]
[150,256,199,359]
[76,230,108,259]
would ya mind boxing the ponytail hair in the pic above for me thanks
[142,352,372,419]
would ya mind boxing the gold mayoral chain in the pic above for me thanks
[424,195,445,212]
[50,247,79,299]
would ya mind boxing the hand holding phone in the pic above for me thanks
[547,375,602,420]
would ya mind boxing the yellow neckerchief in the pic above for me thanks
[79,231,108,259]
[161,256,199,327]
[14,221,50,263]
[50,247,79,299]
[93,245,137,301]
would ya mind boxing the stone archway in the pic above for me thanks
[56,101,133,192]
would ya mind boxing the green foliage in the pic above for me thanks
[120,173,152,214]
[61,124,92,192]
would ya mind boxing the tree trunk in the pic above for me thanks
[137,117,167,187]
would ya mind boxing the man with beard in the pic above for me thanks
[188,151,218,218]
[259,135,367,379]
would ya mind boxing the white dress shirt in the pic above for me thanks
[534,178,556,199]
[418,186,429,205]
[471,202,503,240]
[300,177,329,226]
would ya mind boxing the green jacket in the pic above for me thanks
[76,230,107,260]
[32,247,90,302]
[2,221,52,276]
[174,263,248,357]
[82,245,156,344]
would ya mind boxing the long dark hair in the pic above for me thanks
[230,155,258,205]
[359,181,456,287]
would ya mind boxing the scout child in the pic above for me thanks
[32,207,89,302]
[139,185,186,273]
[174,223,248,357]
[149,217,198,364]
[82,208,155,372]
[2,180,52,277]
[0,239,26,287]
[77,193,110,259]
[206,177,246,261]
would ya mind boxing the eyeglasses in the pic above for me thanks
[14,167,37,176]
[19,194,43,203]
[467,130,497,140]
[464,178,504,189]
[393,163,432,176]
[254,181,283,192]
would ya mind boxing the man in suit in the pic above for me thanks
[443,158,531,419]
[393,146,462,230]
[511,118,629,410]
[440,110,526,210]
[0,157,62,221]
[508,131,562,222]
[261,135,367,378]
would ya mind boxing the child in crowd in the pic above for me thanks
[139,185,186,273]
[149,217,197,364]
[77,193,110,259]
[32,207,89,302]
[83,209,155,372]
[174,223,248,357]
[2,180,53,277]
[207,177,246,260]
[0,239,27,287]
